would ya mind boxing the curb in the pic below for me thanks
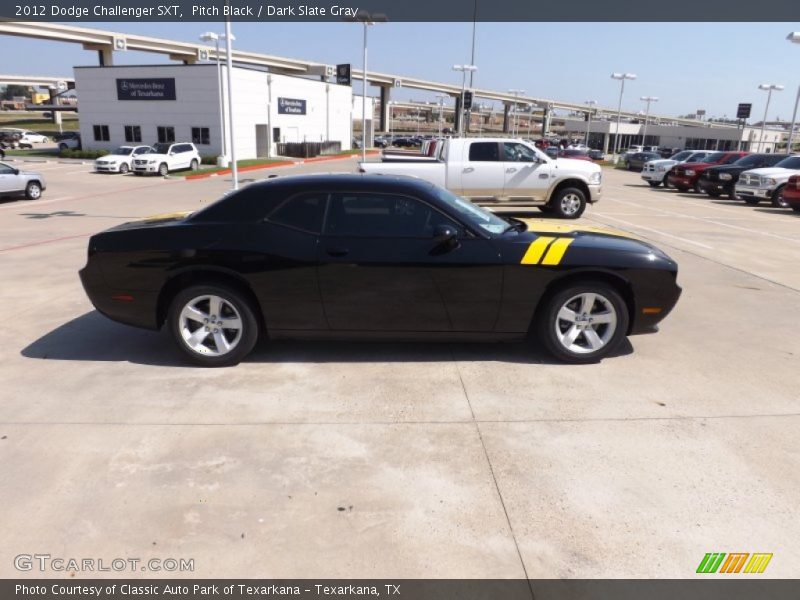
[183,151,379,181]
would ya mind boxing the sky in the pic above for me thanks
[3,21,800,122]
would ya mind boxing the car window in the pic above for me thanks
[764,154,787,167]
[134,147,150,155]
[0,163,15,175]
[733,154,763,168]
[504,142,537,162]
[267,194,325,233]
[469,142,500,162]
[723,154,743,164]
[774,156,800,170]
[325,193,458,238]
[153,143,171,154]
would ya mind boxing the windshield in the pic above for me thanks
[153,143,171,154]
[686,153,708,163]
[433,187,509,235]
[111,147,133,156]
[774,156,800,170]
[733,154,763,168]
[670,151,692,161]
[702,152,726,163]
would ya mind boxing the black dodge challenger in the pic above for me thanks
[79,174,681,366]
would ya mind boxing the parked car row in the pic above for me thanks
[94,143,202,176]
[637,149,800,212]
[0,128,49,148]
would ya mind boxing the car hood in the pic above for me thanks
[740,167,797,178]
[678,161,716,170]
[96,154,132,161]
[134,153,168,161]
[646,159,678,167]
[706,164,748,174]
[553,158,600,172]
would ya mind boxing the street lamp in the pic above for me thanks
[640,96,658,148]
[199,32,228,165]
[508,89,525,137]
[611,73,636,160]
[584,100,597,146]
[435,93,448,137]
[387,100,396,140]
[757,83,784,152]
[354,11,387,162]
[453,64,477,136]
[786,33,800,154]
[222,10,238,190]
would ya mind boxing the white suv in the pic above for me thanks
[132,142,201,176]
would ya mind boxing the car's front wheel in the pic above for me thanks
[536,281,629,364]
[158,163,169,177]
[551,187,587,219]
[168,284,259,367]
[25,181,42,200]
[771,185,788,208]
[119,163,129,174]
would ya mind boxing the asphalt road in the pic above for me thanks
[0,158,798,578]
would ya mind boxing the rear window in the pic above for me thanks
[267,194,325,233]
[774,156,800,170]
[189,183,287,223]
[469,142,500,162]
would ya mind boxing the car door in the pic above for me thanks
[502,141,552,200]
[0,163,19,192]
[459,141,506,198]
[317,191,502,332]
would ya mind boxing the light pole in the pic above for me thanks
[435,94,448,137]
[387,100,395,140]
[223,9,238,190]
[508,89,524,137]
[584,100,597,146]
[200,32,227,165]
[453,64,477,136]
[527,105,533,138]
[785,33,800,153]
[354,11,387,162]
[611,73,636,160]
[640,96,658,148]
[757,83,784,152]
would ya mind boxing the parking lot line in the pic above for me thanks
[588,213,714,249]
[0,196,74,211]
[0,232,91,253]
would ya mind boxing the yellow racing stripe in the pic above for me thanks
[520,236,556,265]
[541,238,574,265]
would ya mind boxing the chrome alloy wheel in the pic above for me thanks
[179,295,243,357]
[560,193,583,216]
[554,292,618,354]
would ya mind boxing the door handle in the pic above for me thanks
[538,173,550,179]
[506,167,517,173]
[326,247,349,257]
[463,167,475,173]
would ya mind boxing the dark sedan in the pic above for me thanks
[79,175,681,367]
[698,153,788,199]
[625,152,662,171]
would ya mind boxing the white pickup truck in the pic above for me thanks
[358,138,602,219]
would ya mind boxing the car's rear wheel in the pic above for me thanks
[119,163,129,174]
[25,181,42,200]
[551,187,587,219]
[648,181,660,188]
[168,284,259,367]
[158,163,169,177]
[190,159,199,171]
[771,185,788,208]
[536,281,629,364]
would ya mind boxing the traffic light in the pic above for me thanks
[463,91,473,111]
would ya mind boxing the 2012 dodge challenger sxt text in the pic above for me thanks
[79,174,681,366]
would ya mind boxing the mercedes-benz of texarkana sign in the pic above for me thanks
[79,175,681,366]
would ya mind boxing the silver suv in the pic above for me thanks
[0,161,46,200]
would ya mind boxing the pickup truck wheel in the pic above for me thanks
[536,281,629,364]
[771,185,788,208]
[662,176,671,189]
[647,181,660,188]
[25,181,42,200]
[168,284,259,367]
[551,188,586,219]
[158,163,169,177]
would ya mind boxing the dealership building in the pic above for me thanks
[74,64,355,159]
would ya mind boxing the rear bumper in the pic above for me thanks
[667,174,697,189]
[79,261,160,330]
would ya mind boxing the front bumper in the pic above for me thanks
[734,184,773,200]
[132,163,160,174]
[588,184,602,203]
[95,164,121,173]
[641,170,667,183]
[667,174,697,189]
[698,179,733,196]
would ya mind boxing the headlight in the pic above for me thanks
[766,178,777,186]
[148,160,157,164]
[657,166,666,172]
[719,173,733,181]
[685,169,696,176]
[589,172,602,184]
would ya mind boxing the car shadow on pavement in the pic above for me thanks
[21,311,633,367]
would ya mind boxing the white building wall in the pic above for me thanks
[74,64,353,160]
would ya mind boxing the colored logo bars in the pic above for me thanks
[696,552,773,574]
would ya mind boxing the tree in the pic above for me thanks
[2,85,31,100]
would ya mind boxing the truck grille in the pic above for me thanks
[740,174,760,186]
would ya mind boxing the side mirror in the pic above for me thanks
[169,151,176,156]
[433,224,458,244]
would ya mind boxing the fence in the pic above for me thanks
[276,141,341,158]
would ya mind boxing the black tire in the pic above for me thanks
[648,181,660,188]
[792,206,800,213]
[24,181,42,200]
[771,185,788,208]
[158,163,169,177]
[550,187,587,219]
[693,181,702,194]
[59,143,68,151]
[662,176,671,189]
[119,163,129,174]
[168,284,259,367]
[190,159,199,171]
[535,281,629,364]
[743,196,760,205]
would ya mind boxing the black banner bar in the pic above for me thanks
[3,0,800,22]
[3,580,800,600]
